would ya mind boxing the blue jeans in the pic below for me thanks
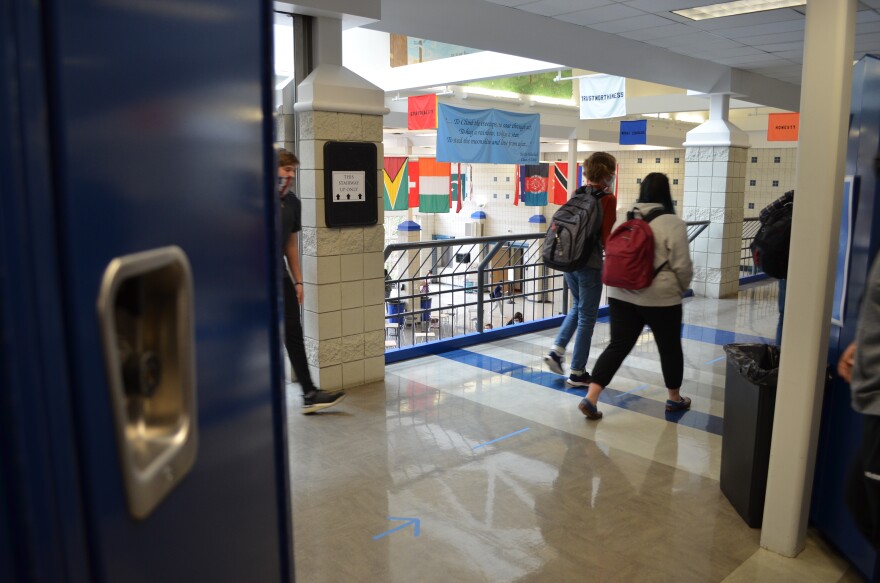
[554,268,603,373]
[776,278,787,346]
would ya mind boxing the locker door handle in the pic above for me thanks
[97,246,197,519]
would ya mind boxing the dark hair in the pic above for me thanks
[638,173,674,214]
[584,152,617,184]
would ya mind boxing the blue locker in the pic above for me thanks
[0,1,291,581]
[812,54,880,581]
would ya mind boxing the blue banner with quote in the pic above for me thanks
[436,103,540,164]
[620,119,647,145]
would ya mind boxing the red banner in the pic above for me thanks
[767,113,799,141]
[407,94,438,130]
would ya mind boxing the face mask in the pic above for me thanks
[278,176,294,197]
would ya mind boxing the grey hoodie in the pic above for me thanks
[606,202,693,307]
[852,254,880,415]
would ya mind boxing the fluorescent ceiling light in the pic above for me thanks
[673,0,805,21]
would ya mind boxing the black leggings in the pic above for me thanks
[591,299,684,389]
[283,275,316,394]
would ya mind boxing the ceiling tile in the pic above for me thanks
[856,20,880,34]
[715,53,788,66]
[560,3,647,26]
[617,23,694,41]
[598,13,679,34]
[649,31,746,50]
[621,0,712,13]
[725,30,804,47]
[772,50,804,63]
[857,9,880,22]
[517,0,611,17]
[711,18,805,39]
[752,41,805,53]
[481,0,535,6]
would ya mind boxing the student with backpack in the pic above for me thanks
[543,152,618,386]
[754,190,794,345]
[578,173,693,420]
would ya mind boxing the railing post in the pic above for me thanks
[476,241,506,332]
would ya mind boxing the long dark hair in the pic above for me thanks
[638,172,675,214]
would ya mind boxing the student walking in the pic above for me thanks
[578,173,693,420]
[543,152,619,386]
[278,148,346,414]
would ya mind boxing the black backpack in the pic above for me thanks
[542,186,606,272]
[751,202,793,279]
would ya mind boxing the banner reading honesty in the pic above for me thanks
[579,74,626,120]
[767,113,799,141]
[436,103,539,164]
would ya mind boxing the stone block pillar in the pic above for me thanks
[682,94,748,299]
[293,17,388,389]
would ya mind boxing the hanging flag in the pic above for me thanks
[767,112,799,141]
[619,119,647,145]
[383,157,409,211]
[408,159,420,208]
[519,164,549,206]
[451,163,465,213]
[418,157,450,213]
[579,74,626,120]
[408,94,438,130]
[577,163,584,188]
[513,165,520,206]
[550,162,569,205]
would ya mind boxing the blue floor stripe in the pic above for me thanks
[440,349,723,436]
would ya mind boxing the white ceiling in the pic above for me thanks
[367,0,880,111]
[483,0,880,86]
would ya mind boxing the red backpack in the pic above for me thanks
[602,207,668,290]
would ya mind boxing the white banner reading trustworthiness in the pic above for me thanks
[579,74,626,119]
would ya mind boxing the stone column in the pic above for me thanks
[682,93,748,298]
[293,16,388,389]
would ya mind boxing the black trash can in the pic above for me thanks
[720,343,780,528]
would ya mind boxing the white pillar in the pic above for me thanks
[294,16,389,390]
[761,0,856,556]
[567,138,578,199]
[683,95,749,298]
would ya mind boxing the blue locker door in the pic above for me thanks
[34,1,289,581]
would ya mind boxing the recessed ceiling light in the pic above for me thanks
[673,0,806,21]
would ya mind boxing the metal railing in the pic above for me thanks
[740,217,763,277]
[383,221,710,350]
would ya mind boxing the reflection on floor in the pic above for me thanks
[288,281,866,583]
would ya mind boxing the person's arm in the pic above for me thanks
[285,233,304,304]
[667,220,693,292]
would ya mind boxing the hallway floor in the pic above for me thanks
[287,282,866,582]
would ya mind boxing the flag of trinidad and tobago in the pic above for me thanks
[520,164,549,206]
[551,162,569,205]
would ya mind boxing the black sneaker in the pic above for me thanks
[565,372,591,387]
[543,351,565,375]
[302,389,346,414]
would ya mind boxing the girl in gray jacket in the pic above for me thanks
[578,173,694,420]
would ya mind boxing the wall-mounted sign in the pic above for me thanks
[323,142,377,228]
[768,113,799,141]
[331,171,365,203]
[620,119,647,145]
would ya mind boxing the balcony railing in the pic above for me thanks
[740,217,763,278]
[383,221,710,351]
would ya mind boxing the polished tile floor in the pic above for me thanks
[288,281,865,582]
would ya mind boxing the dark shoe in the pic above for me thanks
[578,398,603,420]
[302,389,346,414]
[665,396,691,412]
[565,372,592,387]
[544,351,565,375]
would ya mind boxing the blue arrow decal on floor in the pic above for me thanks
[373,516,421,540]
